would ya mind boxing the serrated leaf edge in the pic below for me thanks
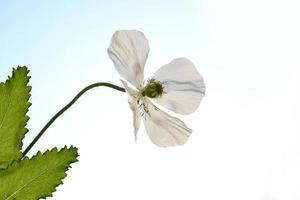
[2,146,79,200]
[0,66,32,168]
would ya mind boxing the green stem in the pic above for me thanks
[22,82,125,159]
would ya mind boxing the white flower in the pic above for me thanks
[108,30,205,147]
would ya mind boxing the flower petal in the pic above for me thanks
[143,99,192,147]
[108,30,149,88]
[121,80,141,140]
[153,58,205,115]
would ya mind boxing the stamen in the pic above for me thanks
[140,79,164,98]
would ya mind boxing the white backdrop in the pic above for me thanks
[0,1,299,199]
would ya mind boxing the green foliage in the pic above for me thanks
[0,67,79,199]
[0,146,79,200]
[0,66,31,169]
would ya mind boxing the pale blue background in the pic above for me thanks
[0,1,299,199]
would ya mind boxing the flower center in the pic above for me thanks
[140,79,164,98]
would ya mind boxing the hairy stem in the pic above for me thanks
[22,82,125,158]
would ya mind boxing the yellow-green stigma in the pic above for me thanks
[141,79,164,98]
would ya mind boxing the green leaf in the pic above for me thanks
[0,146,79,200]
[0,66,31,169]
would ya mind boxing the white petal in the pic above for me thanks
[108,30,149,88]
[143,99,192,147]
[120,80,141,140]
[153,58,205,115]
